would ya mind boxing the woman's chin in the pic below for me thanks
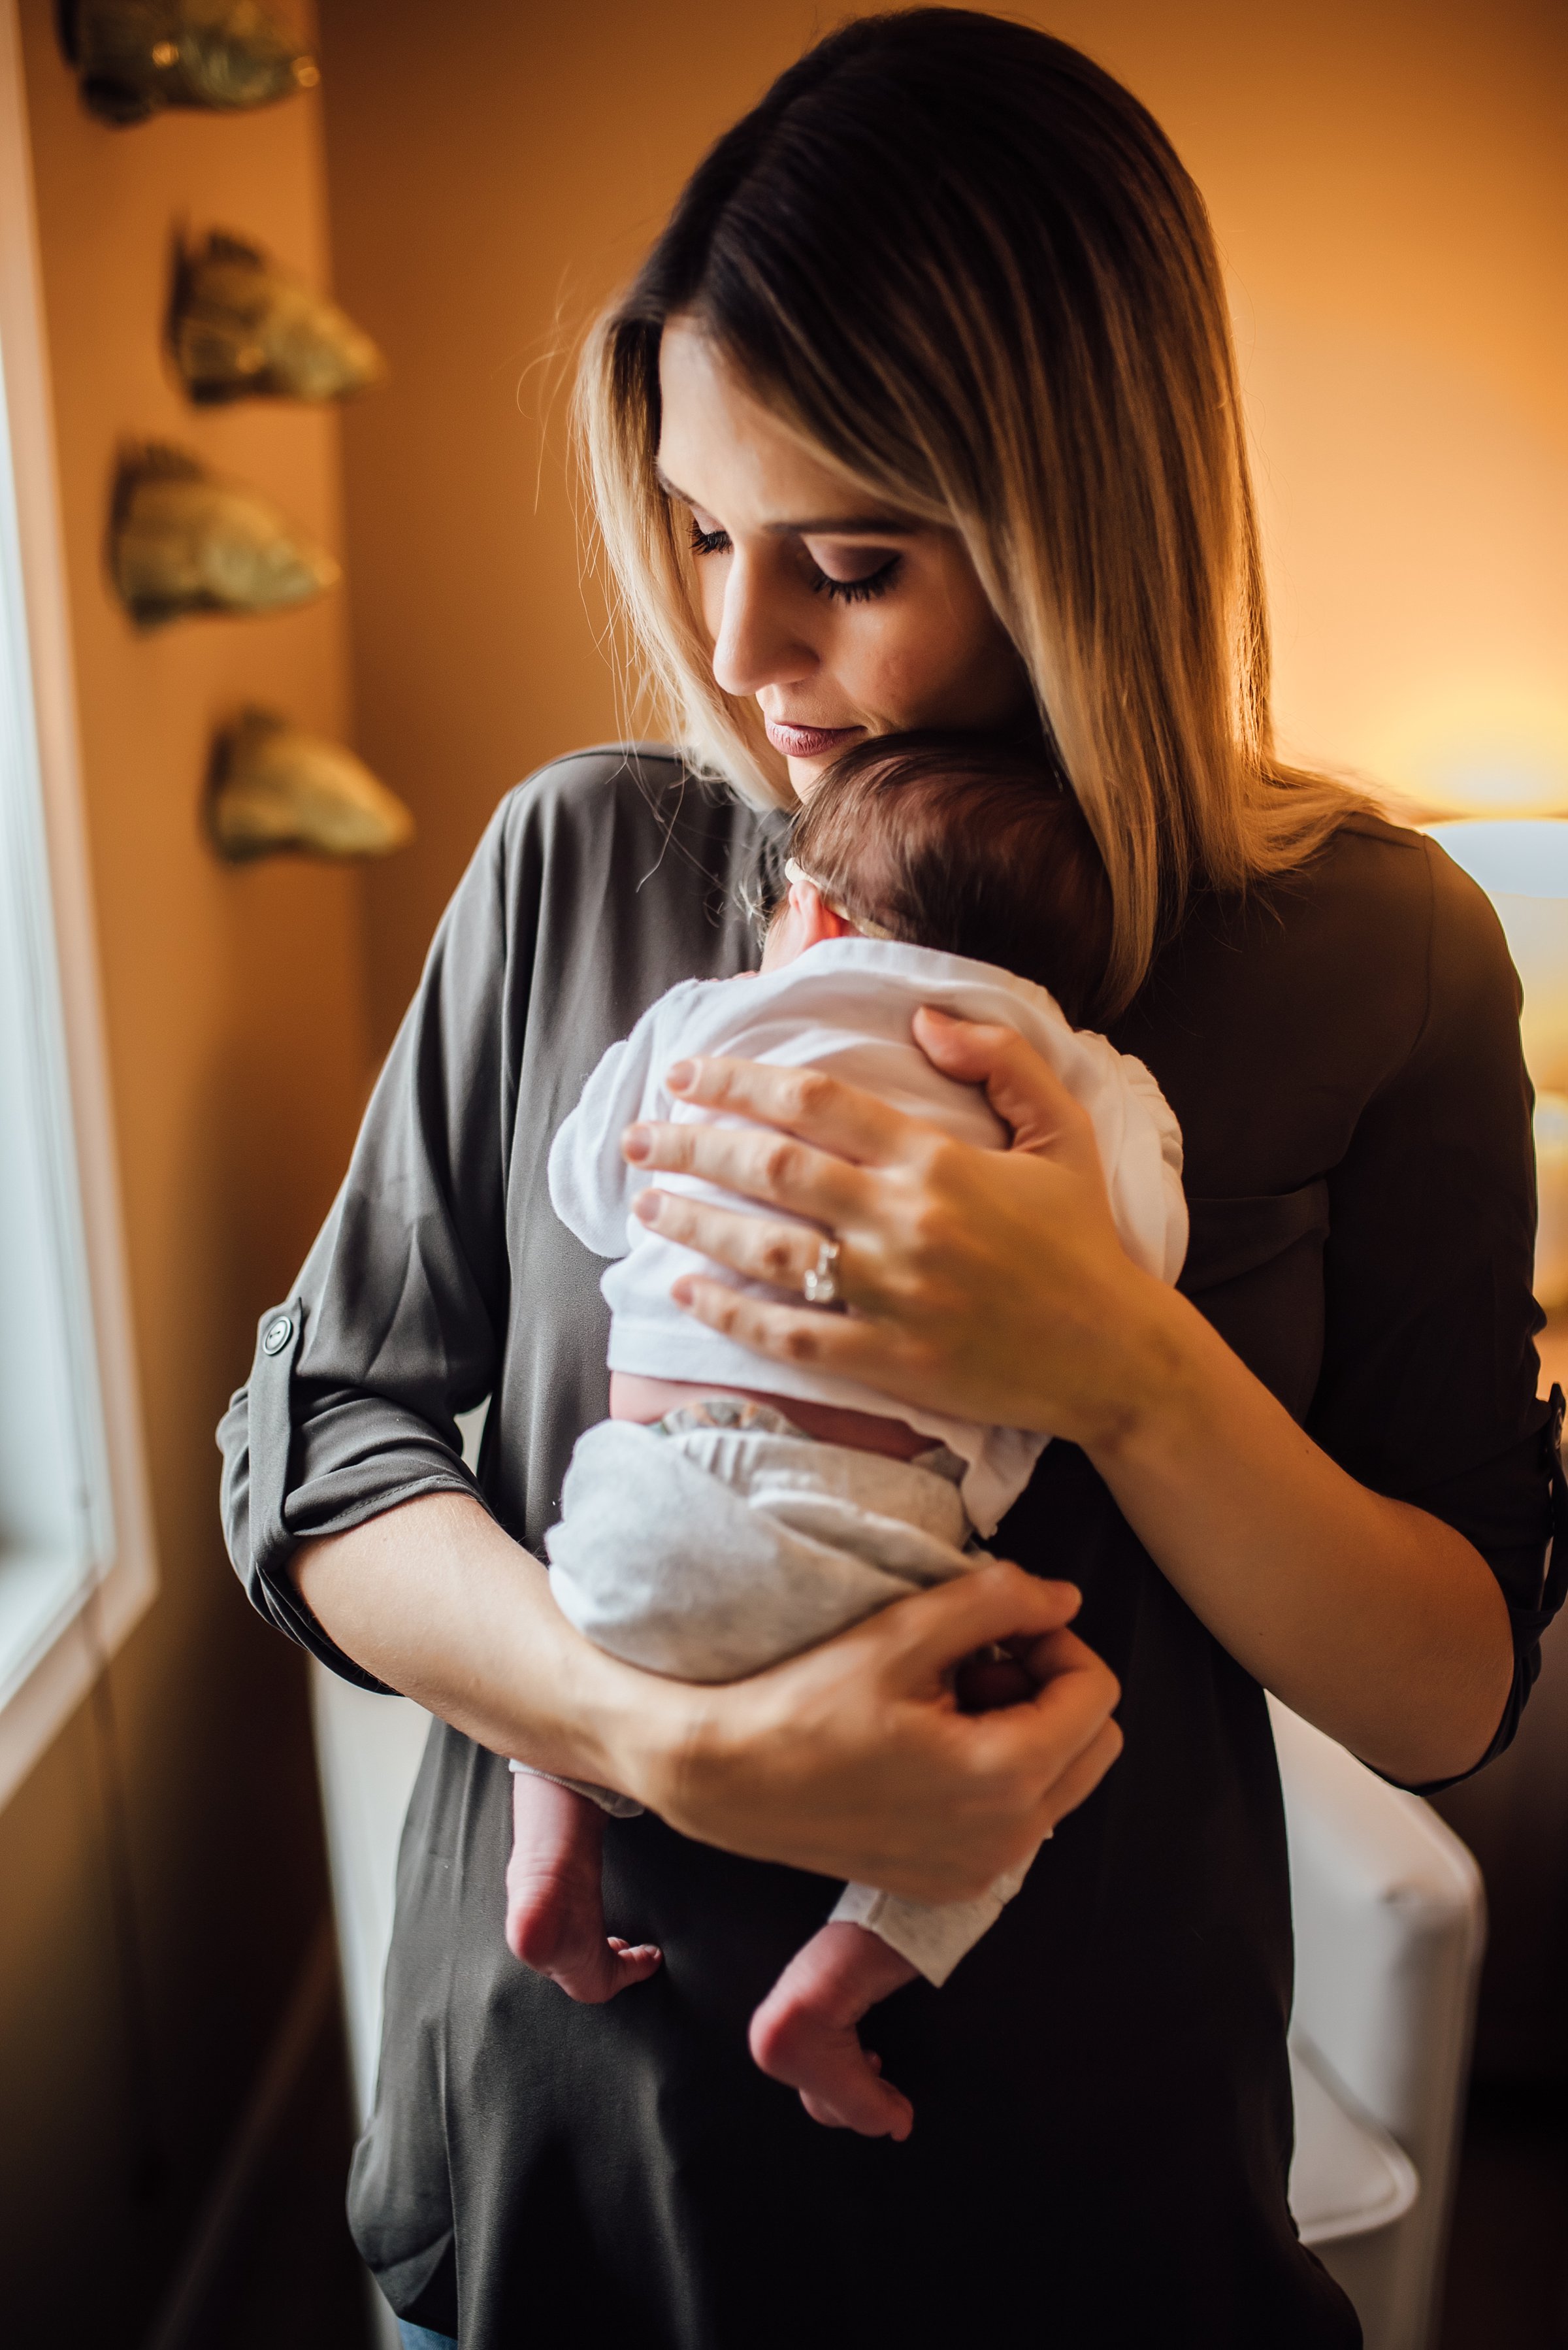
[789,748,855,800]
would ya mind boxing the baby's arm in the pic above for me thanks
[547,987,701,1257]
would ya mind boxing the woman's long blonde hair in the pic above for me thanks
[576,9,1364,1016]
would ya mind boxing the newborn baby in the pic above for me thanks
[506,731,1188,2140]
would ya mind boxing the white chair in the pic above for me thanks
[1272,1696,1486,2349]
[310,1668,429,2350]
[310,1671,1484,2350]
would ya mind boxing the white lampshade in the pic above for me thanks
[1426,821,1568,1091]
[1427,821,1568,1312]
[1537,1095,1568,1312]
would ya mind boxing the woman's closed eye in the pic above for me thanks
[802,543,903,604]
[685,513,902,605]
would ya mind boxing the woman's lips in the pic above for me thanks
[764,719,865,760]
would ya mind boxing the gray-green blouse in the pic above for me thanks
[220,747,1562,2350]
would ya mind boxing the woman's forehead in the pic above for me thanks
[657,323,920,537]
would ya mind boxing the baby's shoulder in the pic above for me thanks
[648,967,759,1017]
[629,968,766,1057]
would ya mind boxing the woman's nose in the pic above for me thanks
[711,552,817,699]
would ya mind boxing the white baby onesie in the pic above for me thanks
[533,935,1184,1983]
[548,935,1188,1539]
[524,940,1189,1986]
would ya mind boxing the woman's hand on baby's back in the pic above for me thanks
[622,1014,1173,1451]
[645,1561,1122,1904]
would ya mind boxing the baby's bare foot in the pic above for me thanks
[506,1774,661,2003]
[749,1921,918,2140]
[505,1857,662,2002]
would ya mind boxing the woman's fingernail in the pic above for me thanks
[666,1059,695,1093]
[632,1191,660,1223]
[670,1276,694,1308]
[623,1124,651,1161]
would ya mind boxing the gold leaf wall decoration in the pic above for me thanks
[111,444,338,626]
[172,232,385,405]
[208,709,415,863]
[59,0,319,126]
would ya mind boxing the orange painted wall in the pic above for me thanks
[0,1,370,2332]
[317,0,1567,1051]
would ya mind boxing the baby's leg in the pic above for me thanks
[749,1923,919,2140]
[504,1772,661,2003]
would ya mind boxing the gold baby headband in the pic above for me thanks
[783,856,897,942]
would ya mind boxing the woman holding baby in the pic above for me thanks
[220,14,1560,2347]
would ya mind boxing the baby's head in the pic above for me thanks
[764,731,1112,1027]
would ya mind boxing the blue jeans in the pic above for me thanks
[399,2327,457,2349]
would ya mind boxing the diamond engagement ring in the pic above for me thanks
[802,1236,842,1307]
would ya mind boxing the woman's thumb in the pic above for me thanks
[913,1007,1094,1158]
[892,1561,1083,1681]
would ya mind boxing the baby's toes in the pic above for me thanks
[606,1936,662,1993]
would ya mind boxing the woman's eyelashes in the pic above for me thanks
[804,550,902,604]
[685,516,902,604]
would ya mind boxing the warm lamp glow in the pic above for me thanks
[1375,690,1568,821]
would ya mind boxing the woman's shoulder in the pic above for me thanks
[457,746,785,965]
[502,740,689,821]
[1294,808,1517,1022]
[1310,807,1495,927]
[1175,806,1509,997]
[489,742,772,871]
[1120,806,1518,1173]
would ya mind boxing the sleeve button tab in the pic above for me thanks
[262,1314,294,1357]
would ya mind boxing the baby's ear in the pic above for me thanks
[791,878,858,946]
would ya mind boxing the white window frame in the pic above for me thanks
[0,2,156,1812]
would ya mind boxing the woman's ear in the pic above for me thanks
[791,878,858,946]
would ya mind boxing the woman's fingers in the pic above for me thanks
[881,1561,1084,1682]
[625,1113,869,1227]
[632,1189,843,1297]
[962,1625,1123,1804]
[668,1272,898,1366]
[662,1054,922,1166]
[1032,1716,1125,1838]
[674,1568,1123,1900]
[912,1008,1100,1166]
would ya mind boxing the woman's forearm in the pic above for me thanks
[290,1491,1124,1902]
[1089,1282,1516,1785]
[290,1493,685,1793]
[627,1035,1520,1789]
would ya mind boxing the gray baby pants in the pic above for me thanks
[519,1404,1037,1985]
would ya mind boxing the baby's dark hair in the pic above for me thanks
[787,731,1113,1027]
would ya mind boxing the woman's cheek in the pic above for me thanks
[843,625,938,732]
[858,593,994,728]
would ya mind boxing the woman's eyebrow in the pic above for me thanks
[655,470,919,538]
